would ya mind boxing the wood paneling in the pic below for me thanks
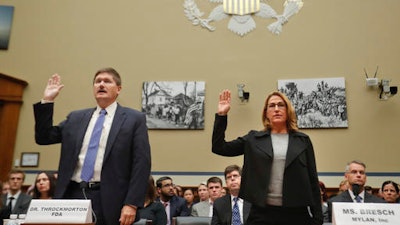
[0,73,28,181]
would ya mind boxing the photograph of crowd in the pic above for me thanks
[278,77,348,128]
[141,81,205,129]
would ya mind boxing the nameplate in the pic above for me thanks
[332,202,400,225]
[25,200,92,223]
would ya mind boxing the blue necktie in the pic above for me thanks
[355,195,362,203]
[81,109,107,182]
[232,197,242,225]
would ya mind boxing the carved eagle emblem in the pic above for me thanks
[184,0,303,36]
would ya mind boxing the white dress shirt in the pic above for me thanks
[71,101,117,182]
[231,195,244,224]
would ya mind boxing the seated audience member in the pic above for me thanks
[212,165,251,225]
[220,188,227,197]
[329,179,349,199]
[364,185,373,195]
[2,181,10,195]
[197,182,209,202]
[138,176,167,225]
[155,176,189,225]
[0,181,2,209]
[174,185,183,197]
[328,160,386,222]
[183,188,196,212]
[191,176,223,217]
[381,180,400,203]
[32,171,57,199]
[1,170,32,220]
[319,181,329,223]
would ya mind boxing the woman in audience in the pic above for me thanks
[174,184,183,197]
[2,181,10,195]
[32,171,57,199]
[381,180,400,203]
[0,181,3,208]
[183,188,196,212]
[197,182,209,202]
[319,181,329,222]
[138,176,167,225]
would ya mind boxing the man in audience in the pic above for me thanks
[212,165,251,225]
[328,160,385,222]
[197,182,209,202]
[191,176,223,217]
[1,170,32,219]
[156,176,189,225]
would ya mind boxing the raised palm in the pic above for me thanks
[43,74,64,101]
[218,90,231,115]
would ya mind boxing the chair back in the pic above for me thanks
[133,218,148,225]
[175,216,211,225]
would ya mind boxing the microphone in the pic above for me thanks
[80,181,88,189]
[352,183,361,196]
[79,181,97,224]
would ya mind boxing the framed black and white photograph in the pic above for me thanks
[0,5,14,50]
[20,152,40,167]
[278,77,348,128]
[142,81,205,129]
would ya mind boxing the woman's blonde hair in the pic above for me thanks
[261,91,298,132]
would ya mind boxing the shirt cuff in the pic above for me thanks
[41,99,54,104]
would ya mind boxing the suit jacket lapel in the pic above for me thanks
[224,195,232,225]
[74,108,95,159]
[243,200,251,222]
[343,191,353,202]
[103,105,126,162]
[285,133,305,168]
[201,201,210,215]
[254,131,273,158]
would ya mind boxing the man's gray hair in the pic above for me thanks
[345,160,366,173]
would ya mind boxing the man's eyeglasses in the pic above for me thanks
[226,174,241,180]
[162,183,174,188]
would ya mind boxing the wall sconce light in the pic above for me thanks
[364,67,397,100]
[379,79,397,100]
[237,84,250,102]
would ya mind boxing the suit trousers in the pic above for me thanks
[64,181,105,225]
[246,204,311,225]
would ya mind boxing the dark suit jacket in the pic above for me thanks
[1,193,32,219]
[34,102,151,225]
[212,114,323,225]
[211,195,251,225]
[156,196,190,223]
[327,190,386,222]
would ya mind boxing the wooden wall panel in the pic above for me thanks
[0,73,28,181]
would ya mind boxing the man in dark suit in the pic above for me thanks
[34,68,151,225]
[327,160,386,222]
[1,170,32,220]
[212,165,251,225]
[155,177,189,225]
